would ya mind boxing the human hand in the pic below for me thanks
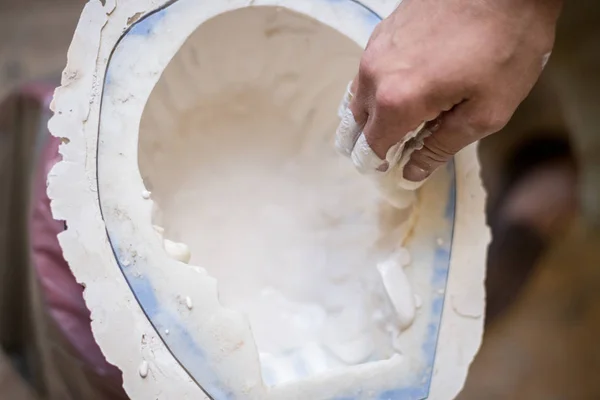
[336,0,562,182]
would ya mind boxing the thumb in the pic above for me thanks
[403,102,485,182]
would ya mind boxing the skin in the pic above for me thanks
[347,0,564,181]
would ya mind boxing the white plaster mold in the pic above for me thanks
[47,0,489,399]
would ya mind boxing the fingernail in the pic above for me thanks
[376,161,390,173]
[403,162,430,182]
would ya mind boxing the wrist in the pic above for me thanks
[530,0,564,28]
[483,0,564,52]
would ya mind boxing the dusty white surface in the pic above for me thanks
[47,0,489,399]
[139,7,418,384]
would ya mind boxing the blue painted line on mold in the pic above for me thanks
[431,247,451,287]
[445,160,457,220]
[104,69,113,87]
[128,8,168,36]
[108,239,231,399]
[126,273,160,316]
[430,295,445,317]
[378,387,428,400]
[110,249,210,362]
[412,160,456,400]
[325,0,382,28]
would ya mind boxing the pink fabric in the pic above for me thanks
[29,133,122,383]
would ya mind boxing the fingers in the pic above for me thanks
[337,97,399,175]
[335,76,432,174]
[351,132,389,173]
[403,101,511,182]
[335,77,365,158]
[336,68,510,181]
[362,81,432,160]
[402,108,467,182]
[335,52,440,174]
[335,106,362,157]
[346,72,388,173]
[337,81,354,119]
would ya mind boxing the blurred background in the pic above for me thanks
[0,0,82,100]
[0,1,597,399]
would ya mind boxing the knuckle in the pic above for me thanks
[470,108,512,134]
[409,150,438,171]
[358,52,378,79]
[423,136,455,163]
[486,113,511,133]
[375,79,424,112]
[410,141,453,170]
[375,84,403,111]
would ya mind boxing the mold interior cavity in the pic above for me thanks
[139,6,415,386]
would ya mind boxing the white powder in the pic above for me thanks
[139,6,417,385]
